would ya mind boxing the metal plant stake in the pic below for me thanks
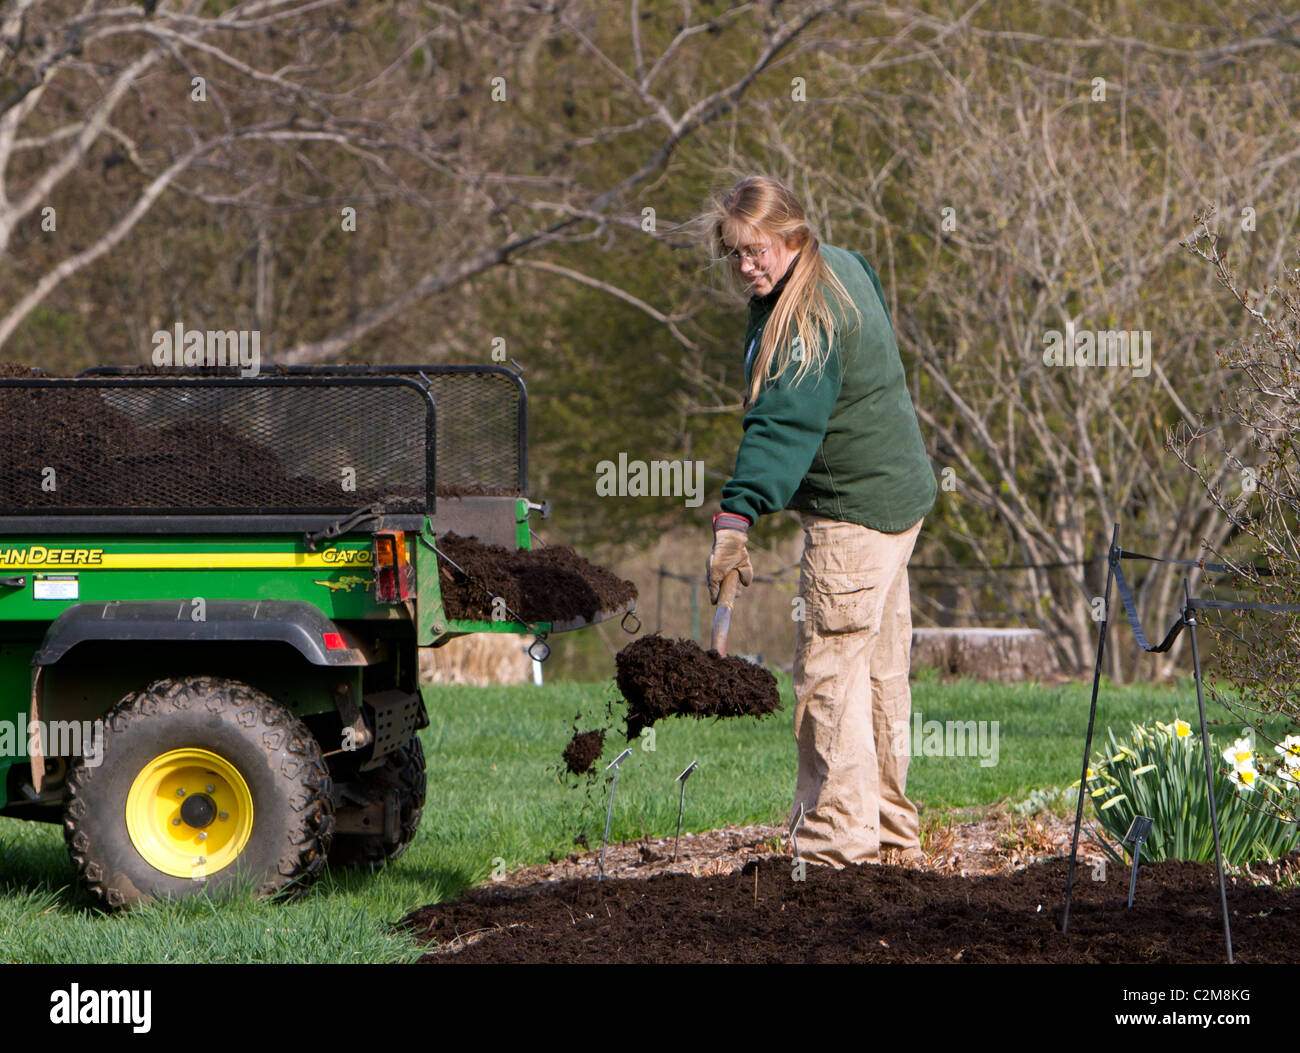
[789,802,806,862]
[673,760,699,863]
[1124,815,1154,909]
[598,748,633,881]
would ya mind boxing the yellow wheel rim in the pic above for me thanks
[125,748,255,880]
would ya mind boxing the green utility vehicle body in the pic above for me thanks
[0,365,628,906]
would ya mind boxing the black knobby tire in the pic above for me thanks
[63,676,335,909]
[329,736,426,869]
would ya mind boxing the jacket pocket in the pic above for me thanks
[810,572,876,635]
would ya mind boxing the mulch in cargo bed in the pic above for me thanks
[0,364,510,508]
[435,532,637,623]
[434,484,520,498]
[615,634,781,740]
[400,854,1297,963]
[0,365,422,510]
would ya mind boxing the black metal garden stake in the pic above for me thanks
[598,748,632,882]
[672,760,698,863]
[1123,815,1153,909]
[789,801,806,863]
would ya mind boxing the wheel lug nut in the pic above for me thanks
[218,811,228,821]
[176,788,186,797]
[197,832,207,841]
[205,785,215,793]
[172,818,181,826]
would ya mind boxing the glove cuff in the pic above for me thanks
[713,512,751,533]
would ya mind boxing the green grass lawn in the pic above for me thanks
[0,672,1252,963]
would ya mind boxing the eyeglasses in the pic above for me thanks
[726,244,770,264]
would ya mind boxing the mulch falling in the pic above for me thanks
[399,856,1297,964]
[435,532,637,623]
[561,729,606,776]
[615,634,782,740]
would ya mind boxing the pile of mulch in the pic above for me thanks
[615,634,781,740]
[0,364,511,507]
[400,854,1297,963]
[0,366,421,511]
[435,532,637,623]
[561,729,606,775]
[435,484,521,498]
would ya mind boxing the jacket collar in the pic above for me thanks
[749,252,801,309]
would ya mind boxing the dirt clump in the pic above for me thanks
[615,634,781,740]
[561,729,606,776]
[435,533,637,623]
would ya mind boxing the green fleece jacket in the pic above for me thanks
[719,243,936,533]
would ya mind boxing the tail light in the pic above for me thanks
[372,530,414,603]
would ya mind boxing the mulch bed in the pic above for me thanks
[615,634,782,740]
[400,853,1296,963]
[435,532,637,623]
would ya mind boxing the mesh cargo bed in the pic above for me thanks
[0,375,435,530]
[0,366,529,535]
[80,364,528,498]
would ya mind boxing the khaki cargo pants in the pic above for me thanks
[791,513,923,867]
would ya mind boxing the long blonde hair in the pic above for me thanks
[701,176,861,406]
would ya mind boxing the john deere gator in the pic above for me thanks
[0,364,631,908]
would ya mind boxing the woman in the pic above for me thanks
[702,176,937,869]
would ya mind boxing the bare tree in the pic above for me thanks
[1170,208,1300,775]
[786,10,1300,677]
[0,0,873,364]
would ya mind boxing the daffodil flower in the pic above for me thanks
[1223,736,1254,771]
[1275,734,1300,769]
[1173,719,1191,738]
[1132,764,1158,776]
[1100,794,1128,810]
[1228,765,1258,793]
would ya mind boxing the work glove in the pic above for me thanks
[707,512,754,604]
